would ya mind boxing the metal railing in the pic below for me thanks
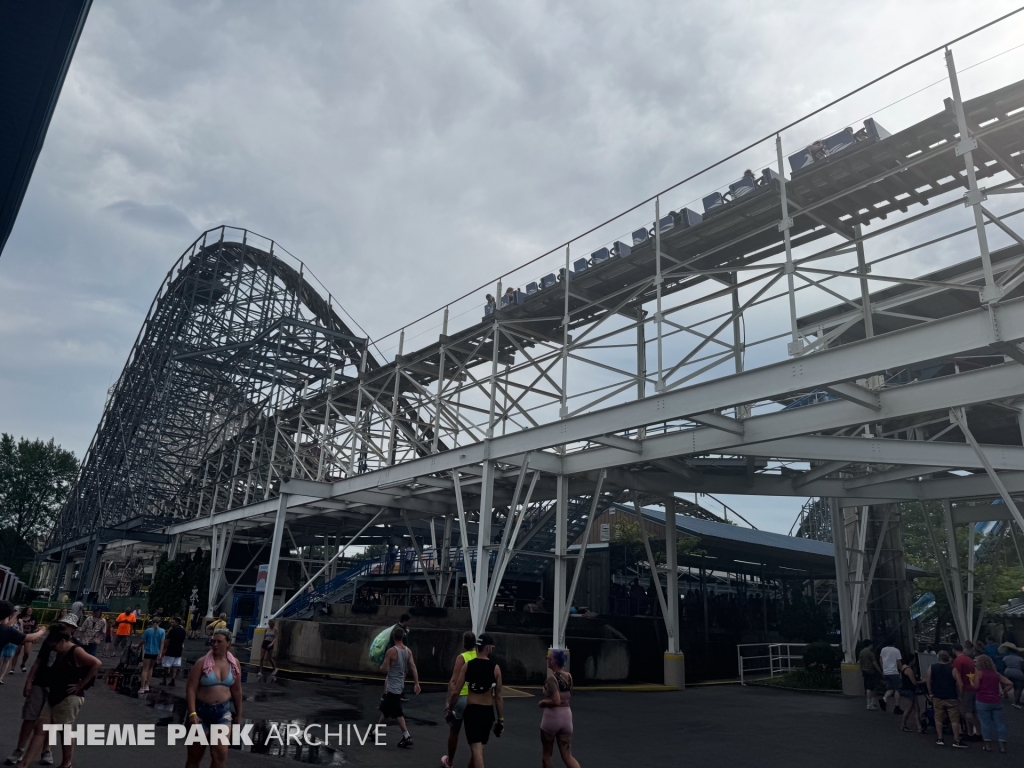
[737,642,815,684]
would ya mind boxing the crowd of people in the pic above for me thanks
[0,598,263,768]
[858,636,1024,752]
[369,617,581,768]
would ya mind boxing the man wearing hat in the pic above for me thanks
[1,603,51,768]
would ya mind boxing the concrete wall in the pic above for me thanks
[278,617,630,684]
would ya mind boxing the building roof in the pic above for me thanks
[628,504,837,576]
[0,0,92,257]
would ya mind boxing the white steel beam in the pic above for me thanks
[319,299,1024,497]
[259,492,289,627]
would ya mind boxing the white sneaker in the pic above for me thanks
[38,752,53,766]
[4,748,24,766]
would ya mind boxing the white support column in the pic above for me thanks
[776,134,802,355]
[386,331,405,465]
[655,196,665,391]
[830,500,855,662]
[852,506,893,640]
[560,471,606,643]
[664,496,679,654]
[348,345,368,475]
[663,494,685,688]
[440,514,453,606]
[473,460,495,634]
[847,507,870,639]
[260,492,289,627]
[941,499,970,642]
[432,308,449,453]
[206,525,220,618]
[967,522,976,641]
[855,223,874,339]
[552,473,569,650]
[945,48,999,302]
[560,246,570,419]
[452,472,478,632]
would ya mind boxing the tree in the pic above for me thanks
[0,435,78,574]
[148,552,189,617]
[901,501,1024,643]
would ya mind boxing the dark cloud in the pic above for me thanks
[2,0,1022,531]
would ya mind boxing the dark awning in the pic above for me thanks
[0,0,92,256]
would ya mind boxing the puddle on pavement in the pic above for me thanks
[104,670,438,764]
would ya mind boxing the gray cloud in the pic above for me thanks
[2,0,1023,531]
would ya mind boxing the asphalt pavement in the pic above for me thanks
[1,649,1021,767]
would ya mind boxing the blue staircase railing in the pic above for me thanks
[276,548,498,618]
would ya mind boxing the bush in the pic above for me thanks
[803,641,841,672]
[779,594,831,642]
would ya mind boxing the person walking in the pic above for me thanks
[447,633,504,768]
[159,616,187,687]
[185,628,243,768]
[68,596,84,623]
[257,619,278,681]
[926,650,968,748]
[114,609,136,652]
[879,639,903,714]
[206,613,228,639]
[999,642,1024,707]
[441,631,476,768]
[138,618,165,694]
[951,643,979,741]
[974,654,1013,752]
[0,611,23,683]
[540,648,578,768]
[12,608,37,674]
[4,625,64,767]
[858,640,882,710]
[14,617,103,768]
[378,627,421,748]
[74,608,106,657]
[898,657,924,733]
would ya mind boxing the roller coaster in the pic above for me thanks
[43,44,1024,660]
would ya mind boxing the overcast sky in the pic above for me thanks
[2,1,1023,533]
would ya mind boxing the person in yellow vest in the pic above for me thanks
[441,631,476,768]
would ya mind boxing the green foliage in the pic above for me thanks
[363,544,388,558]
[0,434,78,574]
[779,593,831,642]
[902,501,1024,642]
[613,520,643,548]
[761,668,842,691]
[803,641,842,672]
[613,519,704,561]
[148,548,209,617]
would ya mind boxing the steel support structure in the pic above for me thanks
[48,46,1024,658]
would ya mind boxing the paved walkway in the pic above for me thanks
[1,659,1021,767]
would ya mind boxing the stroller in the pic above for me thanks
[105,641,144,692]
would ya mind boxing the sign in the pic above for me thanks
[600,523,610,542]
[255,564,270,593]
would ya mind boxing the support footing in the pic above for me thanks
[841,662,864,696]
[664,652,685,690]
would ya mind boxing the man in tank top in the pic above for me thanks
[378,626,420,749]
[442,631,477,768]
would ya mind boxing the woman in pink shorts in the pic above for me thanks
[539,648,580,768]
